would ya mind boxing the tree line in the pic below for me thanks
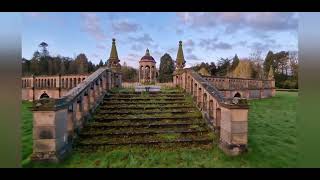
[23,42,298,89]
[22,42,104,76]
[190,50,298,89]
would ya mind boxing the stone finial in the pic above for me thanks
[107,38,121,72]
[176,40,185,69]
[109,38,119,60]
[145,48,150,56]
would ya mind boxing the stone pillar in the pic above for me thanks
[31,107,69,162]
[89,85,95,109]
[143,66,145,83]
[83,92,90,115]
[150,67,152,83]
[102,74,107,90]
[75,99,83,130]
[67,102,76,137]
[95,81,100,100]
[219,105,249,156]
[138,67,141,83]
[107,71,112,90]
[99,78,103,94]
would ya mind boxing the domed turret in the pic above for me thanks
[139,49,156,63]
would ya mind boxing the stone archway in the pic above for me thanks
[234,92,241,98]
[40,91,50,99]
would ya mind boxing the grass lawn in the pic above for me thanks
[21,101,33,166]
[22,91,297,168]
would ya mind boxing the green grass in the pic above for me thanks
[22,91,297,168]
[21,101,33,166]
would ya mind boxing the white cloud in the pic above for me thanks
[80,13,106,41]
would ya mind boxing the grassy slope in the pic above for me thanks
[22,91,297,168]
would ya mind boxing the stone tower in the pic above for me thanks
[107,38,121,73]
[139,49,157,84]
[175,41,186,70]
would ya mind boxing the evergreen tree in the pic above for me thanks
[98,59,104,68]
[230,54,240,71]
[75,53,89,74]
[158,53,175,83]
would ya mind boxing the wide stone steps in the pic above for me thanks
[75,89,214,150]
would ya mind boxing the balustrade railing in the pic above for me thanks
[174,69,249,156]
[30,66,121,162]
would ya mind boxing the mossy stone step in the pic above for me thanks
[109,91,184,95]
[96,110,197,115]
[84,122,207,129]
[101,101,191,105]
[76,134,213,147]
[110,94,185,97]
[75,138,213,149]
[104,98,186,101]
[86,119,205,127]
[79,128,209,138]
[99,105,195,110]
[93,115,203,122]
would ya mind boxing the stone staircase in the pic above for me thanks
[74,88,214,150]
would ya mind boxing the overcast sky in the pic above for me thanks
[22,12,298,68]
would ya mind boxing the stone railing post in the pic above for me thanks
[219,103,249,156]
[31,99,70,162]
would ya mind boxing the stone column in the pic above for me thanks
[150,67,152,83]
[143,66,145,83]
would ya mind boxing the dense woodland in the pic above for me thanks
[23,42,298,89]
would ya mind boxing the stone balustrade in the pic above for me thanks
[30,66,122,162]
[173,69,249,156]
[202,75,275,99]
